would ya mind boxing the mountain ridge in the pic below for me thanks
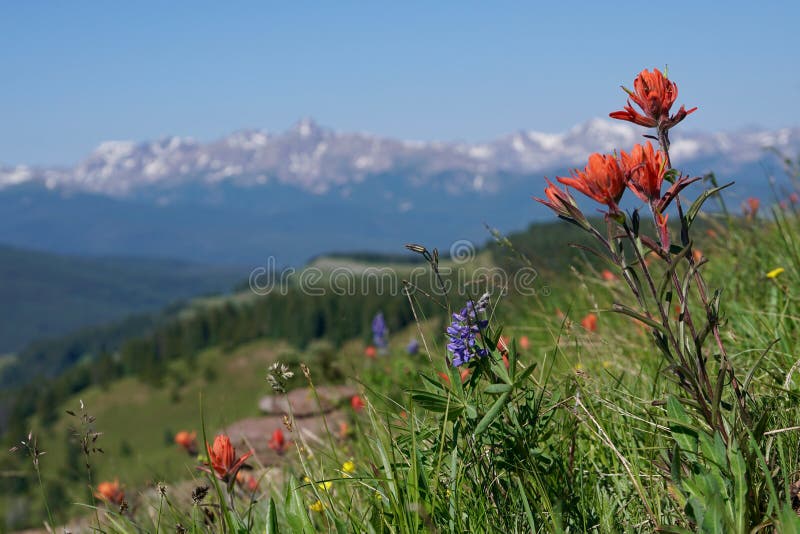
[2,118,797,197]
[0,118,797,267]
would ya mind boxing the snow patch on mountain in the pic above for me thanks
[1,118,798,197]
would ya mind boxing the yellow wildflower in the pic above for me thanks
[317,481,332,491]
[342,460,356,474]
[767,267,785,279]
[309,500,325,512]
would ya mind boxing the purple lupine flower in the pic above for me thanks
[446,297,490,367]
[406,339,419,355]
[372,312,388,349]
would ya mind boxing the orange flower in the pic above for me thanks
[609,68,697,130]
[95,480,125,506]
[620,142,666,204]
[502,354,510,370]
[268,428,288,455]
[534,178,589,227]
[581,313,598,332]
[743,197,760,218]
[204,434,253,482]
[351,394,365,412]
[791,192,799,204]
[692,249,703,263]
[519,335,530,350]
[601,269,617,282]
[336,420,350,439]
[557,153,626,209]
[174,430,198,455]
[364,346,377,359]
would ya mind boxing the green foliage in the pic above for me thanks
[6,200,800,532]
[0,243,242,353]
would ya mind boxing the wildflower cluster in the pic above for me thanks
[446,294,490,367]
[536,67,748,441]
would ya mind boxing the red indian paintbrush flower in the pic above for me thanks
[204,434,253,482]
[557,153,626,209]
[95,479,125,506]
[620,142,667,204]
[743,197,760,218]
[268,428,288,455]
[351,394,365,412]
[609,68,697,131]
[534,178,589,228]
[174,430,198,455]
[581,313,598,332]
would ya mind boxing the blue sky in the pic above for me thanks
[1,1,798,165]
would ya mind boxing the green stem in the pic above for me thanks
[35,465,55,531]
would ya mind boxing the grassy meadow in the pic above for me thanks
[4,70,800,533]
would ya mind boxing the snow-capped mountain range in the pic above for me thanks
[2,118,797,198]
[0,118,797,266]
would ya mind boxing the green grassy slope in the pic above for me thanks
[0,244,245,353]
[5,211,775,530]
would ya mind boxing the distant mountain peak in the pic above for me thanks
[1,118,797,197]
[291,117,323,138]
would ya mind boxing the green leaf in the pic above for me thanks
[408,390,464,418]
[513,362,538,387]
[657,243,693,301]
[670,442,683,487]
[667,396,699,454]
[284,478,315,533]
[486,326,504,350]
[465,404,477,419]
[266,497,279,534]
[418,372,447,392]
[685,183,733,227]
[728,439,747,533]
[474,391,510,436]
[611,303,667,333]
[483,383,512,395]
